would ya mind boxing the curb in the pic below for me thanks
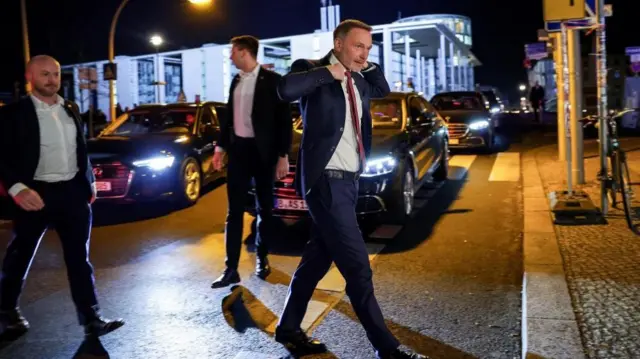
[521,151,585,359]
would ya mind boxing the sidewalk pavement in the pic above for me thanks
[522,136,640,359]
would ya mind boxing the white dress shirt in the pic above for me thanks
[326,53,364,173]
[215,64,260,153]
[8,95,88,198]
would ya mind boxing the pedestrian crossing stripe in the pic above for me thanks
[488,152,521,182]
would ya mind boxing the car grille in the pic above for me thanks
[93,162,133,198]
[447,123,468,139]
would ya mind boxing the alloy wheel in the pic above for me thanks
[184,162,201,201]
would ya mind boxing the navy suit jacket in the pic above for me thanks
[277,51,390,198]
[0,97,95,203]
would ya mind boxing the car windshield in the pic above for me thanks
[431,94,485,111]
[370,99,403,129]
[101,108,197,136]
[294,98,403,132]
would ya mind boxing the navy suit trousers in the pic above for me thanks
[278,172,400,353]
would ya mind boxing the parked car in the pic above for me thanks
[245,92,449,224]
[431,91,496,151]
[87,102,227,206]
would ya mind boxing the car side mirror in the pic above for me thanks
[417,112,435,125]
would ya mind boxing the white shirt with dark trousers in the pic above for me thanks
[8,95,94,198]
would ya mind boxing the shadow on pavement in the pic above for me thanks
[72,336,110,359]
[91,177,225,227]
[380,173,468,254]
[0,329,28,351]
[331,300,478,359]
[221,285,340,359]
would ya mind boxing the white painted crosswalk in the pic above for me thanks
[448,155,477,180]
[488,152,521,182]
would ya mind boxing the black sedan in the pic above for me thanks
[246,92,449,224]
[87,102,227,206]
[431,91,497,151]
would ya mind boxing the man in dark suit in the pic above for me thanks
[210,36,292,288]
[0,55,124,336]
[273,20,427,359]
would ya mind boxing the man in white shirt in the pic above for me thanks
[210,36,292,288]
[0,55,124,337]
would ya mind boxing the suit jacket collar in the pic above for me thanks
[320,50,334,66]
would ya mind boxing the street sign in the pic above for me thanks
[103,63,117,81]
[627,47,640,75]
[586,0,596,16]
[545,0,596,32]
[543,0,586,22]
[525,42,549,60]
[78,67,97,81]
[545,18,594,32]
[625,47,640,56]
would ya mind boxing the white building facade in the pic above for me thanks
[61,6,480,119]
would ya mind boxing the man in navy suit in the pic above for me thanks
[273,20,427,359]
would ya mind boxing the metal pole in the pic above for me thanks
[568,29,585,184]
[155,49,160,103]
[561,22,573,195]
[109,0,130,122]
[553,32,567,162]
[596,0,609,214]
[20,0,31,94]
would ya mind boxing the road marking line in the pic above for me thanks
[448,155,477,180]
[489,152,521,182]
[315,243,385,292]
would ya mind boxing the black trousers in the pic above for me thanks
[0,175,99,325]
[278,173,400,354]
[224,137,276,269]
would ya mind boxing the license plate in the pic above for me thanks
[449,138,460,145]
[95,181,112,192]
[275,198,308,211]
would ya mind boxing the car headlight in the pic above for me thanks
[362,156,397,177]
[468,119,490,131]
[133,156,175,170]
[490,107,500,114]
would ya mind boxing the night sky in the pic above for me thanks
[1,0,636,101]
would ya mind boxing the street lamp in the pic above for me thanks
[150,35,163,103]
[519,84,527,92]
[20,0,31,93]
[107,0,212,121]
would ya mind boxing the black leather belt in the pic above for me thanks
[324,169,360,181]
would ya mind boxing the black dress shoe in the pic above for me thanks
[275,328,327,355]
[255,256,271,279]
[0,308,29,333]
[211,268,241,289]
[84,316,125,337]
[377,347,429,359]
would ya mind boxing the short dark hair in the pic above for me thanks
[333,19,372,40]
[230,35,259,58]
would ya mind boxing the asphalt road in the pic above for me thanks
[0,118,529,359]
